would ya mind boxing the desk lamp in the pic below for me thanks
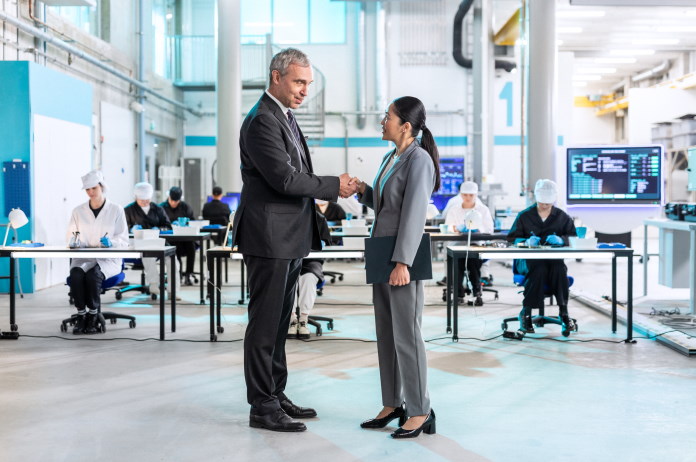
[2,208,28,247]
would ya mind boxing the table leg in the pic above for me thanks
[627,252,634,343]
[643,224,648,297]
[9,256,16,331]
[690,227,696,315]
[452,256,460,342]
[199,237,205,304]
[159,256,166,340]
[239,260,246,304]
[209,256,216,341]
[612,255,617,333]
[446,253,452,334]
[170,254,176,333]
[216,255,223,333]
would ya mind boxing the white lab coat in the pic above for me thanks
[445,198,495,234]
[66,199,129,280]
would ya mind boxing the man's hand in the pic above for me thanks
[339,173,358,198]
[389,262,411,286]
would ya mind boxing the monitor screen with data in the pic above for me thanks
[206,192,240,212]
[430,157,464,211]
[566,146,662,205]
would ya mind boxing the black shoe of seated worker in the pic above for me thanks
[519,315,535,333]
[391,409,436,439]
[72,314,86,335]
[436,277,447,287]
[361,405,407,429]
[474,295,484,306]
[280,397,317,418]
[83,313,99,335]
[183,273,194,286]
[560,315,576,335]
[249,408,306,432]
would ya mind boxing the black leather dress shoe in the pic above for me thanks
[360,405,407,429]
[280,398,317,418]
[391,409,436,439]
[249,409,307,432]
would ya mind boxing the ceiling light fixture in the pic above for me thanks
[631,38,679,46]
[610,49,656,56]
[557,26,583,34]
[557,10,606,18]
[573,75,602,81]
[594,57,637,64]
[577,67,617,74]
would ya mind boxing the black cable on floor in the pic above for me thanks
[15,334,244,343]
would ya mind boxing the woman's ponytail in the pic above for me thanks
[419,126,440,193]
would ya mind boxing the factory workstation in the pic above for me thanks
[4,1,696,461]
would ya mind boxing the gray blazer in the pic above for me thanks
[359,141,436,266]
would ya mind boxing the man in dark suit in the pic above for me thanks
[232,48,356,432]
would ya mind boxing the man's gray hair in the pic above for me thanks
[268,48,311,82]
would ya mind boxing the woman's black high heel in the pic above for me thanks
[360,405,407,429]
[391,409,436,439]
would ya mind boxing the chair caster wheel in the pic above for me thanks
[327,321,334,330]
[501,322,508,331]
[110,318,117,324]
[11,324,18,332]
[338,275,344,281]
[494,294,499,300]
[129,320,136,328]
[217,326,224,333]
[60,323,67,332]
[211,334,218,342]
[115,292,123,300]
[151,294,157,301]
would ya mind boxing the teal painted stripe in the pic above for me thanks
[185,135,562,148]
[186,136,217,146]
[558,135,564,146]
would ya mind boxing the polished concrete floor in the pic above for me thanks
[1,247,696,462]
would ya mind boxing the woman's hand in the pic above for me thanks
[389,262,410,286]
[352,177,366,195]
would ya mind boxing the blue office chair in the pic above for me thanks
[502,259,577,337]
[310,279,334,336]
[61,264,136,333]
[115,258,158,300]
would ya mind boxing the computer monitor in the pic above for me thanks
[566,146,662,205]
[207,192,241,212]
[430,157,464,211]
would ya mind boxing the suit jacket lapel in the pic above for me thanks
[262,94,310,172]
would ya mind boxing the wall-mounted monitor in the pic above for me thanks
[566,146,662,205]
[207,192,241,212]
[430,157,464,211]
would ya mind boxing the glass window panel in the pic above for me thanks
[47,6,99,37]
[242,0,272,44]
[309,0,346,44]
[272,0,308,44]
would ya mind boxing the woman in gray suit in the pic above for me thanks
[355,96,440,439]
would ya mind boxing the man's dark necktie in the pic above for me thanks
[286,110,303,146]
[287,110,309,170]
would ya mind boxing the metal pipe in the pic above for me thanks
[356,3,367,129]
[137,0,146,181]
[0,10,203,117]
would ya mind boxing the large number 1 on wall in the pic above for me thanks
[499,81,513,128]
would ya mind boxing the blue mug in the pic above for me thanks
[576,227,587,239]
[178,217,189,227]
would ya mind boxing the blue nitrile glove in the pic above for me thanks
[131,224,142,233]
[456,224,480,233]
[526,235,541,247]
[100,236,113,248]
[545,234,564,246]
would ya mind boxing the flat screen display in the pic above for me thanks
[207,192,241,212]
[430,157,464,211]
[566,146,662,205]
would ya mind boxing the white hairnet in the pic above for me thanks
[81,170,107,193]
[534,179,558,204]
[459,181,478,195]
[134,182,154,200]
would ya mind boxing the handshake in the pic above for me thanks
[339,173,365,199]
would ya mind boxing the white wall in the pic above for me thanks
[628,87,696,144]
[33,115,91,290]
[100,102,137,208]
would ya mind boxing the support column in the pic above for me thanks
[472,0,493,185]
[527,0,556,188]
[217,0,242,192]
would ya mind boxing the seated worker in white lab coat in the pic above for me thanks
[66,170,129,335]
[444,181,494,306]
[124,182,179,299]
